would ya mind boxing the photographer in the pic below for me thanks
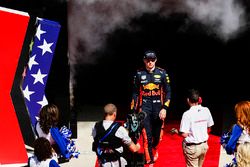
[92,103,140,167]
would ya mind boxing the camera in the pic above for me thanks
[124,111,147,143]
[124,111,147,167]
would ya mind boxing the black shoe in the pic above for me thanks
[145,160,154,164]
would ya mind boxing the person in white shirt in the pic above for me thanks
[179,89,214,167]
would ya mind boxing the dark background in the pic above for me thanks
[74,12,250,135]
[2,0,250,136]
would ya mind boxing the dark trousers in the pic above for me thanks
[143,110,163,162]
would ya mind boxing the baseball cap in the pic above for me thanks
[144,50,157,59]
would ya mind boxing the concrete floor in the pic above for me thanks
[60,105,103,167]
[60,121,96,167]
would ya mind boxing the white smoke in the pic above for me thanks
[67,0,247,106]
[68,0,164,65]
[68,0,246,65]
[184,0,246,41]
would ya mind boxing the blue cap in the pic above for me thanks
[144,50,157,59]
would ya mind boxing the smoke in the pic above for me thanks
[68,0,246,65]
[68,0,165,65]
[67,0,173,107]
[184,0,246,41]
[67,0,247,106]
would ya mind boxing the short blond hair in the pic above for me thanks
[237,142,250,167]
[104,103,117,116]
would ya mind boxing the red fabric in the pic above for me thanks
[0,7,29,165]
[152,120,220,167]
[95,120,221,167]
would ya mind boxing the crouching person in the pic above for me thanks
[92,103,140,167]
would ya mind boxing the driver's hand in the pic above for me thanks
[159,108,166,120]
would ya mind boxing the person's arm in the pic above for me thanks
[180,132,189,138]
[117,126,140,152]
[50,127,71,159]
[130,71,140,113]
[128,142,140,152]
[178,112,191,138]
[225,124,243,155]
[161,69,171,110]
[159,69,171,120]
[207,108,214,130]
[170,128,189,138]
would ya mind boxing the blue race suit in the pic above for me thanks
[130,66,171,163]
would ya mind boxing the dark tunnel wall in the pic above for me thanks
[74,12,250,135]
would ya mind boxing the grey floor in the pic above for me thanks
[60,105,103,167]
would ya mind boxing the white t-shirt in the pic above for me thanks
[29,153,58,167]
[180,105,214,143]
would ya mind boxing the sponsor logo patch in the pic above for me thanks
[154,75,161,79]
[141,75,146,80]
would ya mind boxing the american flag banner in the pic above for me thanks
[22,18,61,126]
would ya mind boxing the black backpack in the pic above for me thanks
[92,121,123,163]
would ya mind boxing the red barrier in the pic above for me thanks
[0,7,29,165]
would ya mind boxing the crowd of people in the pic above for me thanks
[27,104,80,167]
[25,50,250,167]
[91,50,250,167]
[93,50,213,167]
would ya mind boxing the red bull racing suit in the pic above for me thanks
[130,66,171,163]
